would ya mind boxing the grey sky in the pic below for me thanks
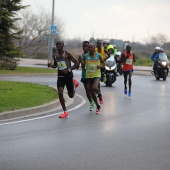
[22,0,170,43]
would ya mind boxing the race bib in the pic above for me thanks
[126,58,133,65]
[57,61,67,70]
[87,64,97,72]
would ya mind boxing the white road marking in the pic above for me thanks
[0,93,86,126]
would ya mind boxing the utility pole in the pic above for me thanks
[48,0,55,67]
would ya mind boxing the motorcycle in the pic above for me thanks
[153,53,169,81]
[104,54,117,87]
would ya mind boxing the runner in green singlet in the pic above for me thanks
[78,41,95,111]
[83,43,105,114]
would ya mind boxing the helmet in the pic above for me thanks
[103,40,109,45]
[159,48,164,52]
[115,51,121,56]
[155,46,160,50]
[107,45,114,51]
[113,44,116,48]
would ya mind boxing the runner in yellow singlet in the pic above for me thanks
[83,43,105,114]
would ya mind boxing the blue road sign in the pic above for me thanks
[50,25,57,34]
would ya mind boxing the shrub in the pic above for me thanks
[0,57,19,70]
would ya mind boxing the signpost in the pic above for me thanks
[50,25,57,34]
[48,0,56,67]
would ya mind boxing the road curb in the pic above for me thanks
[0,93,74,121]
[0,99,59,120]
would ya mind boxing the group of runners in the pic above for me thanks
[52,40,135,118]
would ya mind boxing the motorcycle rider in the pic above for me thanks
[106,45,118,78]
[118,44,135,97]
[113,44,118,55]
[159,48,164,53]
[103,40,110,52]
[107,44,114,57]
[150,46,160,74]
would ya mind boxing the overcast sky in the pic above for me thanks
[21,0,170,43]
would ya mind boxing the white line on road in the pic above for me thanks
[0,93,86,126]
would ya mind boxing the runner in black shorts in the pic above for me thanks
[52,40,79,118]
[57,73,74,93]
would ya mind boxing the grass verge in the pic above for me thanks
[134,57,153,66]
[0,81,58,113]
[0,66,57,74]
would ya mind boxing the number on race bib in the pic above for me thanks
[88,64,97,72]
[126,58,132,65]
[58,61,67,70]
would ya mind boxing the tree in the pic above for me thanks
[144,33,168,49]
[0,0,26,58]
[15,8,65,58]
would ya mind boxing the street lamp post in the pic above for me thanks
[48,0,55,67]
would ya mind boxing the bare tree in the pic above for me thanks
[157,33,167,47]
[145,33,167,47]
[15,8,65,58]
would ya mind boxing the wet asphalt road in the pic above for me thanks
[0,71,170,170]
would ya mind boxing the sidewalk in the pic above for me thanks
[17,58,153,71]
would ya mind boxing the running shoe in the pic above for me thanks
[128,91,132,97]
[99,95,104,104]
[73,79,79,88]
[59,111,69,118]
[90,103,95,111]
[91,98,94,104]
[124,88,127,95]
[95,106,101,114]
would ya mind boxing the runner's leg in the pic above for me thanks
[128,71,132,92]
[123,73,128,94]
[58,86,66,111]
[83,81,92,103]
[87,81,100,107]
[93,78,104,104]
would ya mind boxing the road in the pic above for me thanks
[0,70,170,170]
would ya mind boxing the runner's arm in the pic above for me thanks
[51,54,57,68]
[67,51,79,70]
[98,55,105,69]
[78,54,85,69]
[117,53,128,63]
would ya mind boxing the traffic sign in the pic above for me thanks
[50,25,57,34]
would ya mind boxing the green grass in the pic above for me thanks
[0,66,57,74]
[0,81,58,113]
[134,57,153,66]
